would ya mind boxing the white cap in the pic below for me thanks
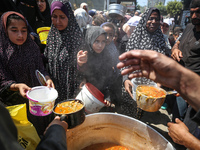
[163,18,171,26]
[126,16,141,27]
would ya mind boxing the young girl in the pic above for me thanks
[77,26,121,112]
[0,11,54,136]
[101,22,122,110]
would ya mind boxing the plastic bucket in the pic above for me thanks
[131,78,157,101]
[26,86,58,116]
[76,83,105,113]
[37,27,50,45]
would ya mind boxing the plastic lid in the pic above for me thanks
[85,83,104,103]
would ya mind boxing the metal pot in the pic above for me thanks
[108,4,127,20]
[53,99,85,129]
[136,85,167,112]
[67,113,174,150]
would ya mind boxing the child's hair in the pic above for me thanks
[6,14,26,28]
[93,14,105,26]
[101,22,116,35]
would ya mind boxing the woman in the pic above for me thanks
[80,2,92,26]
[36,0,51,28]
[16,0,44,31]
[74,8,88,35]
[44,0,84,102]
[122,7,167,118]
[0,11,54,136]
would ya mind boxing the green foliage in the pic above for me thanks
[166,0,183,17]
[136,4,141,10]
[155,2,167,16]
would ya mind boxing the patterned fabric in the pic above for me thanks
[0,11,50,136]
[44,0,84,102]
[126,7,166,54]
[0,11,47,92]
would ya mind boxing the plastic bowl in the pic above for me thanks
[26,86,58,116]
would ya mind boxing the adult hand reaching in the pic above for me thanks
[167,118,200,149]
[117,49,200,111]
[171,41,183,62]
[117,50,181,90]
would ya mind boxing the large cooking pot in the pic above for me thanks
[108,4,127,20]
[67,113,174,150]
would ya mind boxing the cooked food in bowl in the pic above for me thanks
[54,100,84,114]
[82,142,129,150]
[137,85,166,98]
[136,85,167,112]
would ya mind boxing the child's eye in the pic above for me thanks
[11,30,17,32]
[22,30,27,33]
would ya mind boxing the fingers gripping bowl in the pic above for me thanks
[53,99,85,129]
[136,85,167,112]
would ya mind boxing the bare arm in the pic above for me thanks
[168,118,200,150]
[117,50,200,111]
[171,41,183,62]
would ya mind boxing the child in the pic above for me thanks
[0,11,54,136]
[77,26,121,112]
[101,22,122,110]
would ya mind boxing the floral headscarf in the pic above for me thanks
[45,0,84,102]
[126,7,166,54]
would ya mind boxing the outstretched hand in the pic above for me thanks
[117,50,181,90]
[77,50,88,66]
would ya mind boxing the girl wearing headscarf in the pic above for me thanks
[77,26,121,112]
[44,0,84,103]
[122,8,168,118]
[0,11,54,136]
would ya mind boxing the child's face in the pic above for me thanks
[52,9,68,31]
[102,26,114,45]
[7,19,27,45]
[92,34,106,53]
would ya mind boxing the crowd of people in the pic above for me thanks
[0,0,200,149]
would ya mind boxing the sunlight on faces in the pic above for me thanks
[161,23,169,34]
[37,0,46,13]
[190,7,200,25]
[7,19,27,45]
[92,34,106,53]
[146,11,160,33]
[102,26,114,45]
[52,9,68,31]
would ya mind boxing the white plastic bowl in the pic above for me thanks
[26,86,58,116]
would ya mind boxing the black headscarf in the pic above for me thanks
[41,0,51,26]
[126,7,166,54]
[44,0,84,102]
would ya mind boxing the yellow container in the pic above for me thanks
[37,27,51,45]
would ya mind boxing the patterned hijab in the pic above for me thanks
[126,7,166,54]
[0,11,47,91]
[44,0,84,101]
